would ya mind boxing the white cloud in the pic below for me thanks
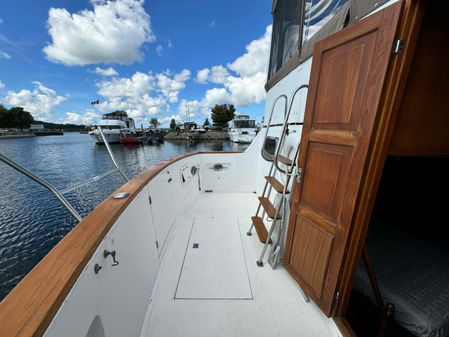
[94,67,118,76]
[196,65,229,84]
[96,69,190,122]
[0,51,11,59]
[156,69,190,103]
[0,81,4,90]
[227,25,271,78]
[98,71,153,99]
[204,88,231,106]
[167,39,173,49]
[185,25,271,118]
[178,99,205,118]
[156,44,163,57]
[226,72,267,106]
[196,68,210,84]
[3,82,67,120]
[44,0,155,66]
[63,110,99,125]
[160,114,182,124]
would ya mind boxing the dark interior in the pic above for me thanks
[347,157,449,337]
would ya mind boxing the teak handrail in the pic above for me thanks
[0,150,240,337]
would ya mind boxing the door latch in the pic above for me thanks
[294,167,302,183]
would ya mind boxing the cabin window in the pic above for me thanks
[234,120,255,128]
[302,0,350,42]
[268,0,302,80]
[267,0,350,81]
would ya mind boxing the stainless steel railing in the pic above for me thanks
[0,126,128,222]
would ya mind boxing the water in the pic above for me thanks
[0,132,248,300]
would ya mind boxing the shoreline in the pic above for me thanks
[0,134,36,140]
[164,130,229,141]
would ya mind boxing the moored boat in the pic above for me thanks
[89,111,136,144]
[228,114,257,143]
[120,132,141,144]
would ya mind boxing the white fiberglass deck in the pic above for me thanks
[143,192,335,337]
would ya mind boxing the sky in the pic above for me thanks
[0,0,272,127]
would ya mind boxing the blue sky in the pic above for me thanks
[0,0,272,127]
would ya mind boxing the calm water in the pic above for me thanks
[0,132,248,300]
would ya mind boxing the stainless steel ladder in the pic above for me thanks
[247,85,308,268]
[0,126,128,222]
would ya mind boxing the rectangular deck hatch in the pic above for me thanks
[175,215,253,300]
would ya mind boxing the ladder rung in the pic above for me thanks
[258,197,281,219]
[265,176,289,194]
[277,155,292,166]
[251,216,272,244]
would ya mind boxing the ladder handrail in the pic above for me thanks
[249,84,309,267]
[260,94,288,161]
[274,84,309,175]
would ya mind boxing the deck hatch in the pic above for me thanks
[175,215,253,300]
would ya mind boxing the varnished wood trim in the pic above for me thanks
[298,206,337,235]
[0,150,241,337]
[309,130,357,146]
[333,0,426,317]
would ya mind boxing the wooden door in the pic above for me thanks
[284,2,402,316]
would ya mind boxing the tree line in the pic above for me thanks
[168,104,236,130]
[0,105,88,131]
[0,105,34,131]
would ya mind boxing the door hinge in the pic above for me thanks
[392,39,405,54]
[155,240,159,249]
[148,195,152,204]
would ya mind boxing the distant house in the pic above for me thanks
[29,124,45,131]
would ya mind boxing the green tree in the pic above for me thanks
[0,104,9,128]
[150,117,160,128]
[105,110,128,118]
[9,107,34,131]
[169,118,176,130]
[203,118,210,127]
[210,104,235,127]
[0,106,34,130]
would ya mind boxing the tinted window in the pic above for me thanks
[303,0,349,42]
[268,0,302,79]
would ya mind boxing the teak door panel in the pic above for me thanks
[284,2,402,316]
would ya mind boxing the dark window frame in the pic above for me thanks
[265,0,368,91]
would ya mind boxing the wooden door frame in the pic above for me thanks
[331,0,427,319]
[282,0,427,326]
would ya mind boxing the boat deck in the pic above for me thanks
[143,192,335,337]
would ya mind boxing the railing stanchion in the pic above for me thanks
[0,153,83,222]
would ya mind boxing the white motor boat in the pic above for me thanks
[89,112,136,144]
[229,115,257,143]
